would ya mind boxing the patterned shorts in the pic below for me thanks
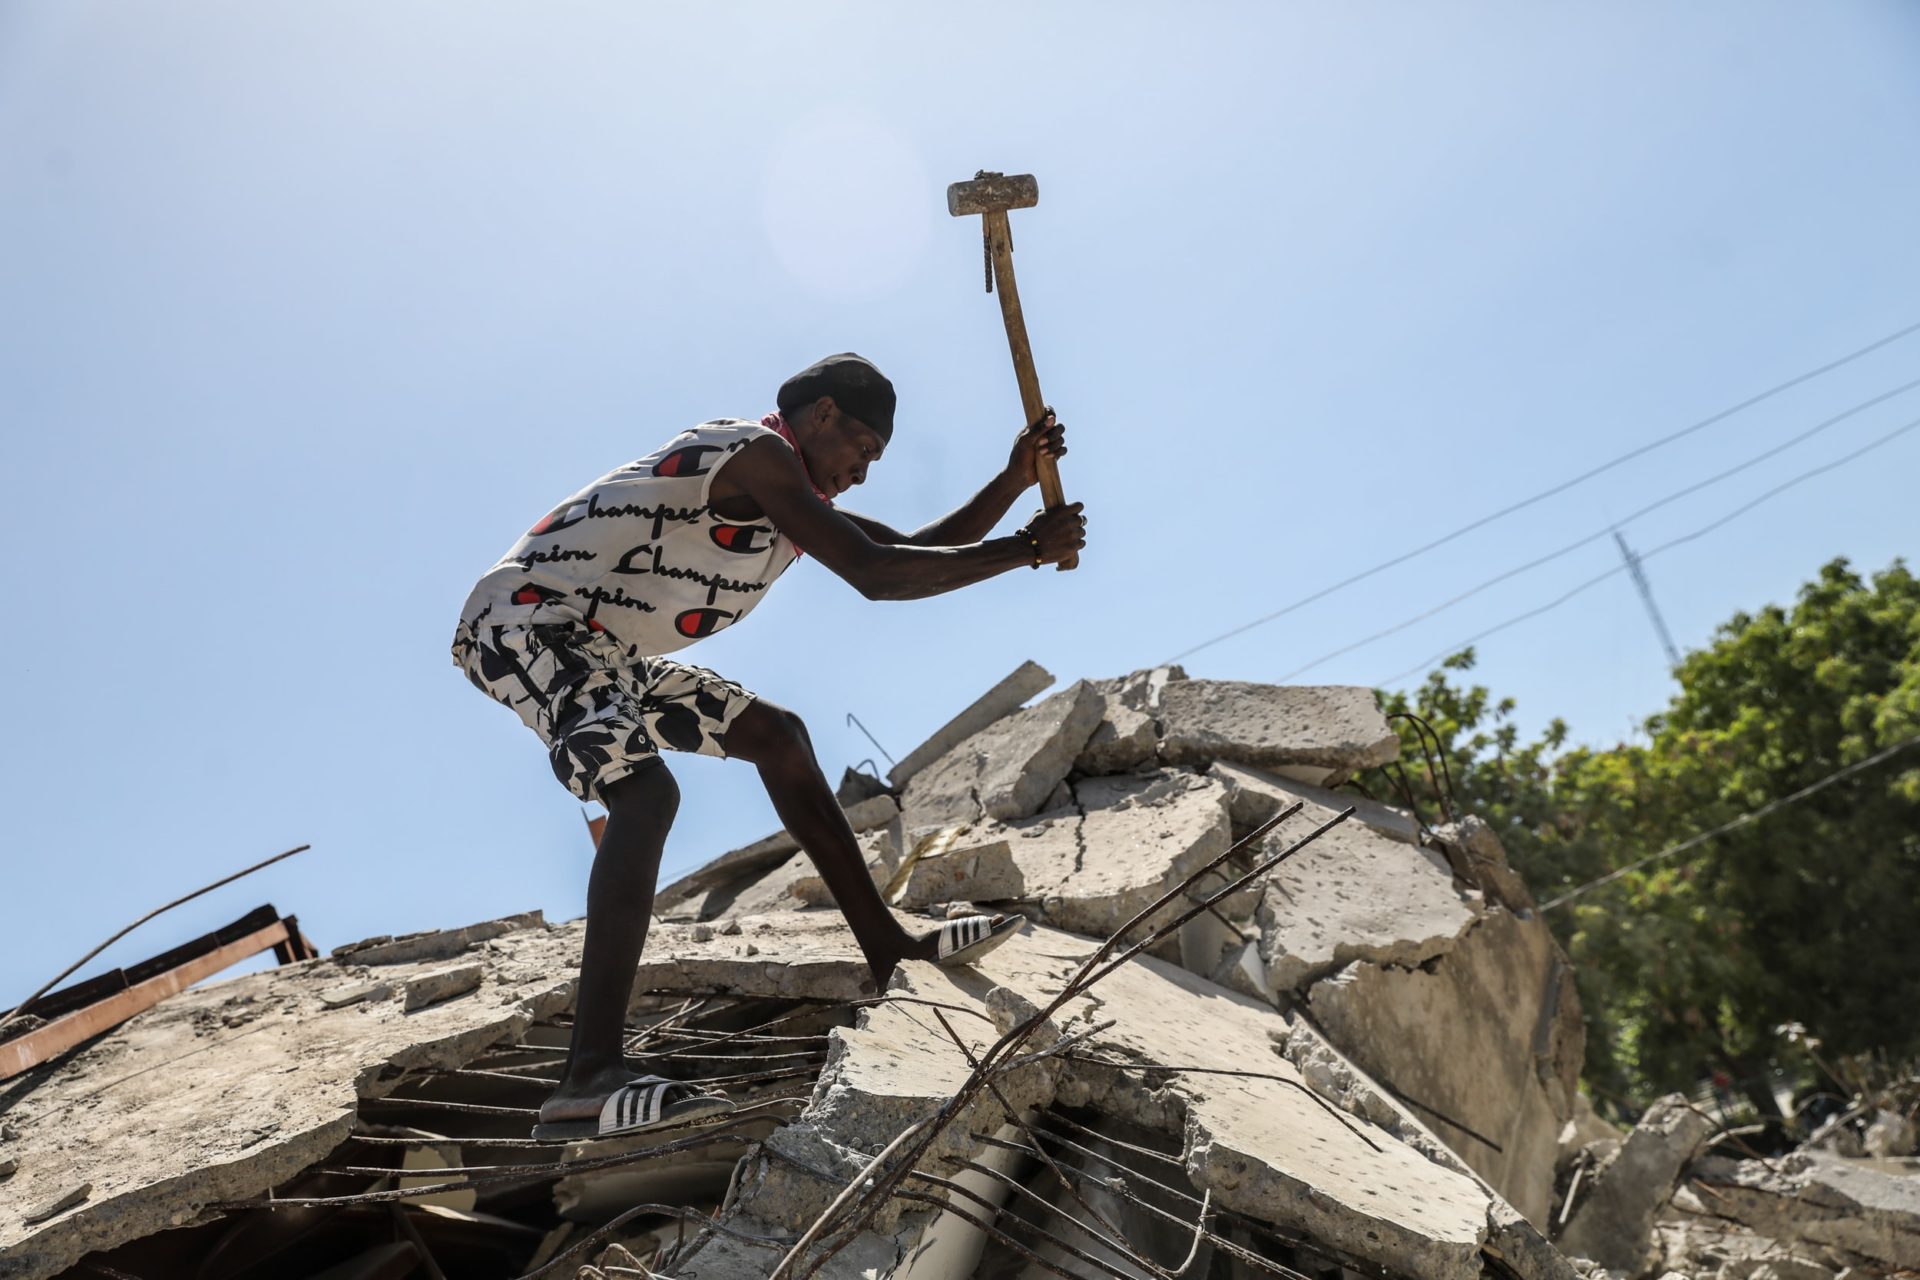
[455,622,756,801]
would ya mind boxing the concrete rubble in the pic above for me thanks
[1556,1095,1715,1273]
[3,661,1913,1280]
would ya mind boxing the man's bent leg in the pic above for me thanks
[722,700,933,987]
[541,761,679,1123]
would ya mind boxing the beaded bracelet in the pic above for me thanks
[1013,525,1043,568]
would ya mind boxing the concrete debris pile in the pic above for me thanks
[3,662,1914,1280]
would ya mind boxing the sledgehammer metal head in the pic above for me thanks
[946,171,1038,217]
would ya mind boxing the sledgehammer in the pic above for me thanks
[947,170,1076,570]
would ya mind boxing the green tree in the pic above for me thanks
[1365,558,1920,1113]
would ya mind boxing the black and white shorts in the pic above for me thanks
[455,622,755,801]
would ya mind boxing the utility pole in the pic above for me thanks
[1614,531,1681,669]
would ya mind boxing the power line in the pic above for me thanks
[1539,733,1920,912]
[1269,375,1920,682]
[1373,413,1920,686]
[1165,318,1920,664]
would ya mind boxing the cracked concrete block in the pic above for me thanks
[1556,1094,1714,1273]
[714,827,897,919]
[1159,681,1397,776]
[899,680,1103,834]
[318,981,392,1009]
[19,1185,89,1227]
[888,659,1055,787]
[1689,1152,1920,1271]
[1431,815,1538,911]
[625,914,875,1005]
[1209,759,1420,843]
[1274,1020,1586,1280]
[789,830,900,909]
[1306,907,1583,1228]
[714,922,1494,1280]
[737,963,1057,1235]
[896,772,1232,941]
[332,911,545,966]
[0,925,581,1277]
[402,963,485,1011]
[1487,1198,1588,1280]
[1252,807,1476,993]
[655,795,900,917]
[1074,665,1184,775]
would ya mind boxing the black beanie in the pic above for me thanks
[777,353,897,441]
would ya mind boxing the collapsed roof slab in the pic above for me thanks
[1306,905,1584,1229]
[1248,802,1478,992]
[1158,681,1398,780]
[1689,1150,1920,1272]
[893,771,1233,940]
[0,913,572,1280]
[672,921,1496,1280]
[898,680,1103,834]
[1073,665,1185,775]
[1207,759,1421,845]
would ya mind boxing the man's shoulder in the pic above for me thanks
[592,420,776,480]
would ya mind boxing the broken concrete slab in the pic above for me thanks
[331,910,545,967]
[0,925,585,1279]
[318,980,392,1009]
[735,962,1060,1235]
[1248,804,1476,992]
[1208,759,1420,843]
[718,828,898,917]
[1431,815,1538,912]
[1689,1151,1920,1271]
[1556,1093,1714,1273]
[705,924,1498,1280]
[1306,906,1584,1228]
[894,771,1233,941]
[898,680,1102,834]
[1073,665,1185,775]
[18,1184,89,1227]
[402,963,484,1012]
[655,795,900,919]
[887,659,1054,787]
[1159,681,1397,778]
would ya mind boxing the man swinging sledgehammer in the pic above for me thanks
[451,353,1086,1141]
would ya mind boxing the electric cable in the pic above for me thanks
[1272,375,1920,682]
[1373,413,1920,686]
[1539,732,1920,912]
[1165,318,1920,664]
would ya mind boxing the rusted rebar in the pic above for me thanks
[773,801,1353,1280]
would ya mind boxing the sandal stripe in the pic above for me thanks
[939,915,998,959]
[600,1076,685,1135]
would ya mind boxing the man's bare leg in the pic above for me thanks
[539,762,678,1124]
[723,699,999,988]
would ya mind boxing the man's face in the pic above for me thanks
[803,400,887,499]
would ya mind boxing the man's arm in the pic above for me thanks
[841,412,1068,547]
[723,437,1084,601]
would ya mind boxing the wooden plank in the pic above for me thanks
[14,905,282,1022]
[0,919,291,1080]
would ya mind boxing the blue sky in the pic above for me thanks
[4,3,1918,1008]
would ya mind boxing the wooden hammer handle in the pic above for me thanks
[984,210,1076,569]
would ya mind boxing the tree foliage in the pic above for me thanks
[1365,558,1920,1110]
